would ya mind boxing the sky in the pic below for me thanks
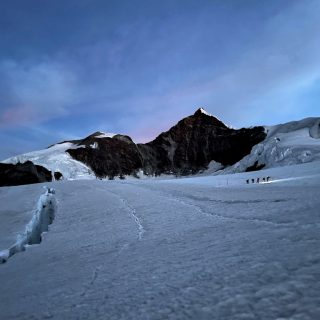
[0,0,319,159]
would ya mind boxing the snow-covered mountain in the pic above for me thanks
[2,142,95,180]
[2,109,320,180]
[219,117,320,175]
[1,109,266,179]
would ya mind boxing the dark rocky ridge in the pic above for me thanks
[66,109,266,178]
[67,134,142,179]
[0,161,55,187]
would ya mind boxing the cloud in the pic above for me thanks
[124,0,320,128]
[0,0,319,158]
[0,59,77,127]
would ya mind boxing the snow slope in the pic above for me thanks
[0,162,320,319]
[2,142,95,180]
[221,117,320,174]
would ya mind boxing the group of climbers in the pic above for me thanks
[246,176,271,184]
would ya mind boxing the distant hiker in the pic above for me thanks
[267,176,270,182]
[251,178,254,183]
[257,178,260,183]
[246,179,249,184]
[262,177,266,182]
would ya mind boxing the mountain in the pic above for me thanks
[2,108,319,181]
[64,108,266,178]
[137,108,265,175]
[2,108,265,180]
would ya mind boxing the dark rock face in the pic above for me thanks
[54,172,63,180]
[66,109,266,178]
[0,161,53,187]
[67,134,143,179]
[245,161,266,172]
[139,109,266,175]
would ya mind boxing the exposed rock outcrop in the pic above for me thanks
[139,108,266,175]
[0,161,54,187]
[54,172,63,181]
[67,133,143,179]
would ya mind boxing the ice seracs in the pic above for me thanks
[220,117,320,174]
[0,187,57,264]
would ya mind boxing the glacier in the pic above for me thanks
[0,161,320,319]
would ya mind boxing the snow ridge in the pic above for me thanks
[199,107,212,116]
[0,187,57,264]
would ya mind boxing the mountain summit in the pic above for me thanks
[191,107,228,127]
[2,108,270,180]
[52,108,265,178]
[194,107,211,116]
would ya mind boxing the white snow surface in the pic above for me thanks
[221,117,320,174]
[2,142,95,180]
[199,107,212,116]
[0,162,320,319]
[199,107,232,127]
[94,132,115,138]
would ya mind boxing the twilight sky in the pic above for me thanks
[0,0,319,159]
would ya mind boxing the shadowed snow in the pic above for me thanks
[0,162,320,319]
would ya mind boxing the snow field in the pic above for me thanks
[0,162,320,319]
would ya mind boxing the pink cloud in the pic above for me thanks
[0,106,37,127]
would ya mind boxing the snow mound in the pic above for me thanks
[221,117,320,174]
[2,142,95,180]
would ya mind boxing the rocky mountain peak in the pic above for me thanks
[42,108,267,179]
[194,107,211,116]
[192,107,227,128]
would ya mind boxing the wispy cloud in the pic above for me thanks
[0,60,77,127]
[0,0,319,158]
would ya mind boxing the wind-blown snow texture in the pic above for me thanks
[0,162,320,319]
